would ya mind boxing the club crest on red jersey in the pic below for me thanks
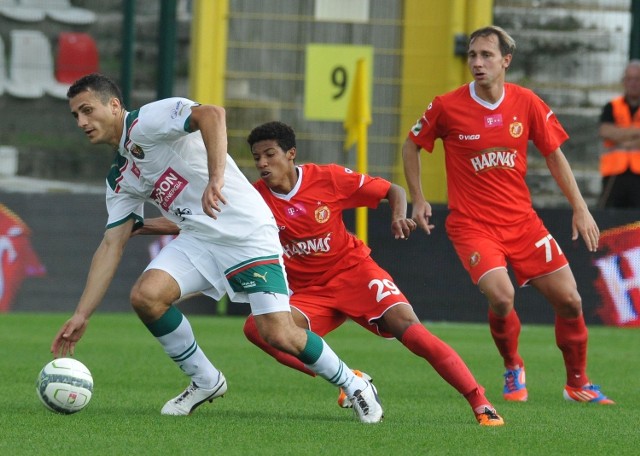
[509,121,523,138]
[315,205,330,224]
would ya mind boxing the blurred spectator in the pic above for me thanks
[598,60,640,208]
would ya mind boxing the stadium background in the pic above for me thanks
[1,0,639,327]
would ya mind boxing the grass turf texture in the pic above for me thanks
[1,313,637,455]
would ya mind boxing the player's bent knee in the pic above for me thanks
[379,307,420,339]
[488,298,514,317]
[554,291,583,317]
[129,284,172,319]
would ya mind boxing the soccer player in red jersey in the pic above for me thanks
[402,25,613,404]
[242,121,504,426]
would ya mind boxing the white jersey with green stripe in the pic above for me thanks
[105,97,276,243]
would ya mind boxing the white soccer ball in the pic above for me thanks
[36,358,93,414]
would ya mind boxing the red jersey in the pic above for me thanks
[254,163,391,290]
[408,82,569,225]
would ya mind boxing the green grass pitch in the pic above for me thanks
[0,313,638,455]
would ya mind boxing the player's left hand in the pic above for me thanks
[202,177,228,219]
[392,217,417,240]
[572,207,599,252]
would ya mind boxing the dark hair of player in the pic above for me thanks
[247,121,296,152]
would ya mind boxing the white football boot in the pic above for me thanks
[337,370,372,408]
[161,372,227,416]
[350,379,383,424]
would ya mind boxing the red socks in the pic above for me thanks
[242,315,316,377]
[555,314,589,387]
[490,309,589,386]
[488,309,524,369]
[401,323,489,411]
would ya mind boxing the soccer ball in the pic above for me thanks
[36,358,93,414]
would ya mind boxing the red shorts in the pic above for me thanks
[445,210,569,287]
[289,256,410,339]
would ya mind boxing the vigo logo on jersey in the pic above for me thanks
[470,148,517,173]
[152,167,188,211]
[282,232,332,258]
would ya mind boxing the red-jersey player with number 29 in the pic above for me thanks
[402,25,613,405]
[242,120,504,426]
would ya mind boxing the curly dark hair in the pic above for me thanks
[247,121,296,151]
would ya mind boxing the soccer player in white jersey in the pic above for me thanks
[50,73,383,422]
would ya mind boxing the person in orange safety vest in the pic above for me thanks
[598,60,640,208]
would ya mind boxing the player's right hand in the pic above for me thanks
[411,200,434,234]
[51,314,89,358]
[201,176,228,219]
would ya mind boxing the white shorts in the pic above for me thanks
[145,227,291,315]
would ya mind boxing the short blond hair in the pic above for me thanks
[469,26,516,57]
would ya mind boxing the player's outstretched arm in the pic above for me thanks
[51,220,134,357]
[545,148,600,252]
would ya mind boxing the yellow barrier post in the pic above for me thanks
[395,0,493,203]
[189,0,228,105]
